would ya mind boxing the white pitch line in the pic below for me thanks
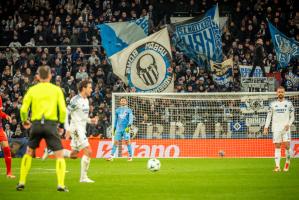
[0,167,69,174]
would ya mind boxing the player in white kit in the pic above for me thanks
[264,86,295,172]
[64,80,98,182]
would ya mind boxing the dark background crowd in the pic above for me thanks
[0,0,298,156]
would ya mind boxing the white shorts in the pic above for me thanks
[273,130,291,144]
[69,126,89,152]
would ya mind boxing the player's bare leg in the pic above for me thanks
[273,143,281,172]
[283,142,291,172]
[1,140,15,178]
[80,146,94,183]
[62,149,79,159]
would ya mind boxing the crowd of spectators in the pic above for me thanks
[0,0,298,152]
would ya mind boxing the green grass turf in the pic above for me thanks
[0,158,298,200]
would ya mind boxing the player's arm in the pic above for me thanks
[0,111,11,123]
[263,103,273,135]
[289,102,295,125]
[57,87,67,124]
[88,116,98,124]
[113,109,118,133]
[64,108,70,131]
[67,96,79,113]
[128,108,134,126]
[62,107,72,140]
[86,105,98,125]
[64,97,77,134]
[125,109,134,133]
[85,110,97,124]
[20,88,32,128]
[285,102,295,131]
[86,115,98,124]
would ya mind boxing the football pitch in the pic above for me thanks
[0,158,298,200]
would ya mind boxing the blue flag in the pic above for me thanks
[173,5,222,64]
[268,21,299,68]
[97,17,148,57]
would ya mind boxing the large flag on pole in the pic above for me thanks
[268,20,299,68]
[110,28,173,92]
[97,16,148,57]
[172,5,222,64]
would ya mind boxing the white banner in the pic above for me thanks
[241,77,275,92]
[110,28,174,92]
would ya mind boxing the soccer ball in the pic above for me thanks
[147,158,161,172]
[218,150,225,157]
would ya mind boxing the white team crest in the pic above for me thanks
[110,28,174,92]
[126,42,173,92]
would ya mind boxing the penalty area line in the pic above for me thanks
[0,167,70,174]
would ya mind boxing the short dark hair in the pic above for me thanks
[78,79,92,92]
[37,65,51,80]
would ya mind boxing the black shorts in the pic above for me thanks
[28,121,63,151]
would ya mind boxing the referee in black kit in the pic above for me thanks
[17,65,68,192]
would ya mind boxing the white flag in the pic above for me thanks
[110,28,174,92]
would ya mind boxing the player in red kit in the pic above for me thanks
[0,96,15,178]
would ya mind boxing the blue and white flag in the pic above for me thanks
[268,21,299,68]
[173,5,222,64]
[110,28,174,93]
[210,58,233,87]
[97,16,148,57]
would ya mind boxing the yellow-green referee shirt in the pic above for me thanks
[20,82,66,123]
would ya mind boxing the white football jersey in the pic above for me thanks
[65,94,91,131]
[265,99,295,133]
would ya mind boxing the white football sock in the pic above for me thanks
[275,148,281,168]
[81,155,91,179]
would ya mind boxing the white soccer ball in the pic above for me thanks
[147,158,161,172]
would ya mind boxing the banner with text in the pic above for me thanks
[35,139,299,158]
[110,28,174,92]
[173,5,222,64]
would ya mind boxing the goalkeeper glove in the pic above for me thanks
[125,125,131,133]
